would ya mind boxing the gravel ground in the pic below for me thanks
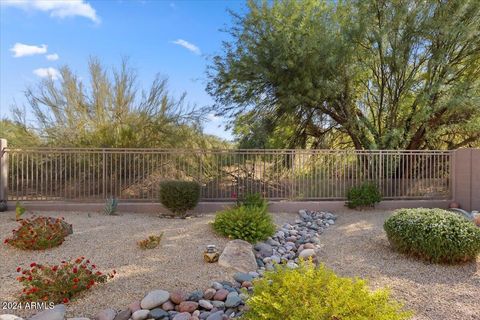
[1,209,478,320]
[317,209,480,320]
[0,210,295,318]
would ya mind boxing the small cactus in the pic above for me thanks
[104,198,118,215]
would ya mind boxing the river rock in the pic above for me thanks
[172,312,191,320]
[179,301,198,313]
[203,288,216,300]
[113,309,131,320]
[198,300,213,310]
[132,310,149,320]
[170,291,186,304]
[141,290,170,309]
[30,305,66,320]
[224,292,242,308]
[233,272,254,284]
[213,289,229,301]
[148,308,169,320]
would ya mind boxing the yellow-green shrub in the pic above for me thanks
[243,261,412,320]
[213,204,275,243]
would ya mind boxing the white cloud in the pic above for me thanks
[10,43,47,57]
[33,67,61,80]
[207,113,220,121]
[46,53,59,61]
[172,39,201,55]
[2,0,100,23]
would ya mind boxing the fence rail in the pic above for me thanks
[2,148,453,201]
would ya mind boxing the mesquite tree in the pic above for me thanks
[207,0,480,150]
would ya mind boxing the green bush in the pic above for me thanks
[243,260,412,320]
[346,182,382,209]
[213,204,275,243]
[384,208,480,263]
[236,192,268,209]
[159,180,200,218]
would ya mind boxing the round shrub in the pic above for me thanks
[159,180,201,218]
[4,216,72,250]
[346,182,382,209]
[384,208,480,263]
[213,204,275,243]
[243,261,412,320]
[16,257,115,304]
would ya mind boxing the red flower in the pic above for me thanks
[30,262,37,268]
[91,264,96,269]
[52,266,58,272]
[63,298,69,304]
[16,267,22,272]
[3,239,9,244]
[73,278,79,283]
[27,275,32,281]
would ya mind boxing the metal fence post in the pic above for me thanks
[0,139,8,207]
[102,148,106,199]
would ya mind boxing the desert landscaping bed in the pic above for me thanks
[0,210,296,318]
[317,210,480,320]
[1,209,479,319]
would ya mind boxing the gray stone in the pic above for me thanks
[206,311,224,320]
[211,301,225,309]
[218,239,257,273]
[148,308,169,320]
[172,313,191,320]
[132,310,149,320]
[253,243,273,258]
[233,272,254,284]
[113,310,131,320]
[211,282,223,290]
[299,248,316,260]
[141,290,170,309]
[0,316,24,320]
[224,292,242,308]
[30,305,66,320]
[198,300,213,310]
[188,290,203,302]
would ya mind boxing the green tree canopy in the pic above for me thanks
[208,0,480,150]
[11,57,228,149]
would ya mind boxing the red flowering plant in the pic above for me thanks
[16,257,116,304]
[4,216,72,250]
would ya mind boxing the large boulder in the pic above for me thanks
[218,239,257,273]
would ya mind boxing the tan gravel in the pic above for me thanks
[317,209,480,320]
[0,211,235,318]
[1,209,478,320]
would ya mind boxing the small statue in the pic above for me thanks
[204,245,219,263]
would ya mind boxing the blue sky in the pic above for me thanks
[0,0,248,140]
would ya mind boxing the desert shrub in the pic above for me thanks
[16,201,26,220]
[384,208,480,263]
[159,180,200,218]
[236,192,268,209]
[346,182,382,209]
[138,233,163,249]
[213,205,275,243]
[243,260,412,320]
[16,257,115,304]
[104,197,118,215]
[4,216,72,250]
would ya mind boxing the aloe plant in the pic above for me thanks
[103,198,118,216]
